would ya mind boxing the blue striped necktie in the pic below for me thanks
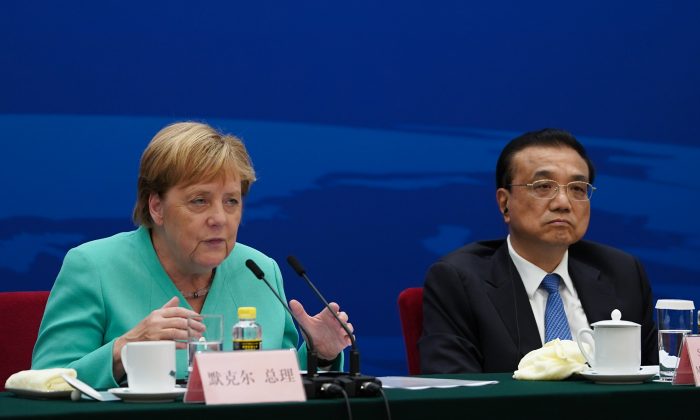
[540,273,572,342]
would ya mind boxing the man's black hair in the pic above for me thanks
[495,128,595,189]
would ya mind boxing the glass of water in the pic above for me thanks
[187,314,223,376]
[656,299,695,381]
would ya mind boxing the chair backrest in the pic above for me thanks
[0,291,50,390]
[397,287,423,375]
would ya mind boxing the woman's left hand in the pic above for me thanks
[289,299,353,361]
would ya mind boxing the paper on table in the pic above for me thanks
[378,376,498,390]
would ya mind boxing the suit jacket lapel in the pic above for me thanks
[569,256,616,324]
[486,243,542,357]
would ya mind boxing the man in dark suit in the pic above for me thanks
[419,129,657,373]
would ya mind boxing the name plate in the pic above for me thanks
[673,335,700,386]
[184,349,306,404]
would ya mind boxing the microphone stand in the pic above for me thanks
[287,255,382,397]
[244,259,338,399]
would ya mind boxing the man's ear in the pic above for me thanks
[496,188,510,221]
[148,193,164,226]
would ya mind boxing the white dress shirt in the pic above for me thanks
[507,235,591,346]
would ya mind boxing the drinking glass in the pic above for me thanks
[656,299,695,381]
[187,314,223,377]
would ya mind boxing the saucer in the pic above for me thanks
[579,365,659,384]
[108,387,186,403]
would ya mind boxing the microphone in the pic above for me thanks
[286,256,360,375]
[286,255,382,397]
[244,259,339,398]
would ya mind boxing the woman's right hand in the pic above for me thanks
[112,296,201,380]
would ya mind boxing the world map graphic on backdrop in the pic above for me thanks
[1,115,698,375]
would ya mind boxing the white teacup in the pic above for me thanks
[121,341,176,392]
[576,309,641,374]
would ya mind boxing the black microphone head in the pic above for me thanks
[245,259,265,279]
[286,255,306,276]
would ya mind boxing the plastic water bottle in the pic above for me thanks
[232,306,262,351]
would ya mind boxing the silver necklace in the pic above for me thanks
[179,284,211,299]
[178,269,215,299]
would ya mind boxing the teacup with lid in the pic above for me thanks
[576,309,641,374]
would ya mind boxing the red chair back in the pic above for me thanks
[0,291,49,390]
[397,287,423,375]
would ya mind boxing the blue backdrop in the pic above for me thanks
[2,1,699,375]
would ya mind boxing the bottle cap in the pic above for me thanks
[238,306,257,319]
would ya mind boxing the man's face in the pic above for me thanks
[498,145,591,258]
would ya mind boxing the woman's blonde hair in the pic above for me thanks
[133,121,257,227]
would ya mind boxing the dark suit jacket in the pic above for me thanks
[418,239,658,373]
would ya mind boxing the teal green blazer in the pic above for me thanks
[32,226,341,389]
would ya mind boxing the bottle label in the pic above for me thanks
[233,339,262,351]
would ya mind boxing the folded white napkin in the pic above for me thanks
[5,368,77,392]
[513,339,588,381]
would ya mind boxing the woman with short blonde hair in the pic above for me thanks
[33,121,353,389]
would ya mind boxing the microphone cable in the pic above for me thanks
[366,382,392,420]
[321,383,353,420]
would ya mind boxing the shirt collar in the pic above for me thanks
[506,235,574,297]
